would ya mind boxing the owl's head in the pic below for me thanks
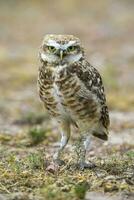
[39,34,84,65]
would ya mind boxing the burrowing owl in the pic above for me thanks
[38,34,110,169]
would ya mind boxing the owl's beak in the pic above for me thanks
[60,50,63,60]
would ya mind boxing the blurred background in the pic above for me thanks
[0,1,134,198]
[0,0,134,134]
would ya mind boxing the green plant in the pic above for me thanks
[74,181,89,199]
[28,126,46,145]
[26,152,44,170]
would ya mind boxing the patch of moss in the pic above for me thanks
[26,152,45,170]
[28,126,47,145]
[74,181,89,199]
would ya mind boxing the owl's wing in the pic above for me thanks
[69,60,110,140]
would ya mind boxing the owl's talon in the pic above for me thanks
[54,159,65,166]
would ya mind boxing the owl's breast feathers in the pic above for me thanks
[38,60,110,140]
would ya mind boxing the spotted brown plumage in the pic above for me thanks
[38,34,110,169]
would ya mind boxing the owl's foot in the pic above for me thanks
[78,161,96,170]
[53,152,65,166]
[54,158,65,166]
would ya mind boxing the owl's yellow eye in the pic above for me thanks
[48,46,57,53]
[67,46,76,53]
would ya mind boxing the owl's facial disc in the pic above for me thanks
[40,37,83,64]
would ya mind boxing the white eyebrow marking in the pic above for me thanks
[67,41,76,46]
[61,41,77,50]
[46,40,78,50]
[46,39,60,48]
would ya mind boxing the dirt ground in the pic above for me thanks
[0,1,134,200]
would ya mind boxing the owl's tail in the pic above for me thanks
[92,128,109,141]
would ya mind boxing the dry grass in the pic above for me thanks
[0,133,134,200]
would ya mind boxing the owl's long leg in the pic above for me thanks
[53,121,70,165]
[76,135,95,170]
